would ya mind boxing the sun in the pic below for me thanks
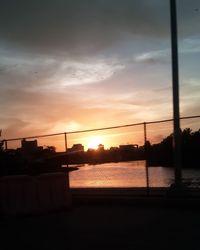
[87,136,102,150]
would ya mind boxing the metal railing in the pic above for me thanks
[1,115,200,192]
[3,115,200,147]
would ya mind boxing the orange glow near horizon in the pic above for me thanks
[68,127,145,152]
[86,136,103,150]
[8,117,200,152]
[44,122,174,151]
[6,127,144,152]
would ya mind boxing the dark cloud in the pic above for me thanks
[0,0,171,56]
[177,0,200,36]
[1,0,199,57]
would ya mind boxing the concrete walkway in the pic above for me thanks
[1,201,200,250]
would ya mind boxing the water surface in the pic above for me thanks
[69,161,170,187]
[68,160,200,188]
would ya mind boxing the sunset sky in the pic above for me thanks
[0,0,200,150]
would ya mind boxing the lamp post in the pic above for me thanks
[170,0,182,186]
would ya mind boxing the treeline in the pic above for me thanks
[146,128,200,168]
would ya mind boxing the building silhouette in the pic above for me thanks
[21,139,38,155]
[68,144,84,153]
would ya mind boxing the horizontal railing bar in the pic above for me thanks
[4,122,144,142]
[66,122,144,135]
[4,132,66,142]
[180,115,200,120]
[3,115,200,142]
[146,115,200,125]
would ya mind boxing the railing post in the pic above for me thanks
[64,133,69,168]
[64,133,67,152]
[144,122,150,196]
[4,140,8,152]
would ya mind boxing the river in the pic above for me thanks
[68,160,200,188]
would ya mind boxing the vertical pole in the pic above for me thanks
[170,0,182,186]
[64,133,69,168]
[64,132,70,189]
[4,140,8,151]
[64,133,68,152]
[4,140,8,170]
[144,122,150,196]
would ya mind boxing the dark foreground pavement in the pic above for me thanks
[1,202,200,250]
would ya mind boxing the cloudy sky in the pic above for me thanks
[0,0,200,149]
